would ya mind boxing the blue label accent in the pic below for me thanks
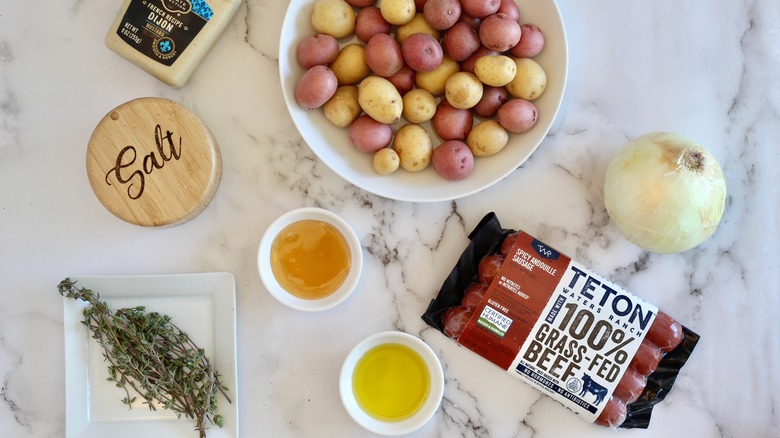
[545,295,567,324]
[532,239,560,260]
[191,0,213,20]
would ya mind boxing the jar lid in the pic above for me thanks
[86,97,221,227]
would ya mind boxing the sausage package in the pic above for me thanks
[422,212,699,428]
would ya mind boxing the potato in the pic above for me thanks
[415,56,459,95]
[505,57,547,100]
[311,0,356,39]
[497,99,538,133]
[444,71,483,109]
[366,33,404,77]
[401,33,443,72]
[460,0,500,18]
[358,76,403,124]
[460,46,496,73]
[474,54,516,87]
[396,13,440,43]
[346,0,375,7]
[432,140,474,180]
[387,64,417,94]
[349,114,393,152]
[432,99,473,140]
[458,12,482,29]
[442,22,480,62]
[330,43,370,85]
[473,85,509,118]
[380,0,416,25]
[323,85,361,127]
[355,7,392,43]
[423,0,462,30]
[402,88,437,124]
[295,65,338,109]
[372,148,401,175]
[296,34,339,69]
[393,124,433,171]
[479,13,521,52]
[466,120,509,156]
[509,23,545,58]
[497,0,520,22]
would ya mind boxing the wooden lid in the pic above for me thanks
[86,97,221,227]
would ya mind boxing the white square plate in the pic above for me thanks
[62,273,238,438]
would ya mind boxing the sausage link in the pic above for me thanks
[478,254,504,285]
[630,338,663,376]
[443,306,473,339]
[594,396,627,428]
[646,311,683,352]
[613,365,647,404]
[500,232,519,258]
[462,283,488,311]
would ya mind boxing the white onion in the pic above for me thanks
[603,132,727,253]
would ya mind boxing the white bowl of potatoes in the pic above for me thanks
[279,0,568,202]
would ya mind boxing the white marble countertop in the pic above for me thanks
[1,0,778,437]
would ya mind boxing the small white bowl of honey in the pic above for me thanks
[339,331,445,435]
[258,207,362,311]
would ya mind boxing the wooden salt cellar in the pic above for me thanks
[86,97,221,227]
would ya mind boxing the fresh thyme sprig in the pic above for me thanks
[59,278,231,438]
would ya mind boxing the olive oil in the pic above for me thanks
[353,343,430,422]
[270,219,351,300]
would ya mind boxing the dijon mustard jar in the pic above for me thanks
[105,0,241,87]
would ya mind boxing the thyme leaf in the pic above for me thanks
[59,278,231,438]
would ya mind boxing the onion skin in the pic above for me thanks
[603,132,727,253]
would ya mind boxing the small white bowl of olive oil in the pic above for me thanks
[258,207,363,311]
[339,331,445,435]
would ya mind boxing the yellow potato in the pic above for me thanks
[323,86,360,127]
[395,13,440,44]
[379,0,416,26]
[311,0,356,39]
[358,76,403,124]
[445,72,483,109]
[506,58,547,101]
[372,148,400,175]
[474,55,517,87]
[393,124,432,172]
[415,57,459,96]
[467,120,509,157]
[402,89,436,124]
[330,44,370,85]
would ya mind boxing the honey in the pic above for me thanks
[352,343,430,422]
[270,219,351,300]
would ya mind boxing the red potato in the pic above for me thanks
[423,0,462,30]
[355,7,392,43]
[401,33,444,72]
[594,396,627,428]
[500,232,519,257]
[432,140,474,180]
[460,0,500,18]
[613,366,647,404]
[457,12,481,30]
[432,100,473,141]
[366,33,404,77]
[295,65,338,109]
[497,99,538,133]
[442,22,481,62]
[478,254,504,284]
[296,34,339,69]
[462,283,488,311]
[386,63,417,95]
[630,339,663,376]
[443,306,473,339]
[349,115,393,153]
[479,13,522,52]
[461,46,496,74]
[646,311,684,352]
[473,85,510,118]
[346,0,375,6]
[510,23,546,58]
[496,0,520,22]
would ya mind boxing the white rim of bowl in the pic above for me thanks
[257,207,363,311]
[339,331,445,436]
